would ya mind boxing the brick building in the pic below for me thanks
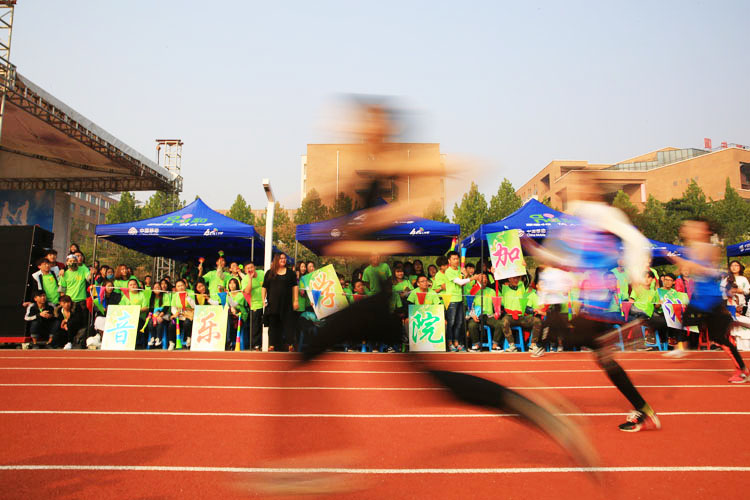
[68,192,117,242]
[516,145,750,210]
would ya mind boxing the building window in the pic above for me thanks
[84,222,90,230]
[100,213,106,223]
[70,203,75,212]
[79,206,86,215]
[741,163,750,190]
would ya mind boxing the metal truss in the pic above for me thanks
[0,1,16,142]
[4,75,182,192]
[0,176,173,192]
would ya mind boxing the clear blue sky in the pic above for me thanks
[12,0,750,213]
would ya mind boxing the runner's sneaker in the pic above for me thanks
[530,345,545,358]
[505,344,518,353]
[728,368,749,384]
[618,410,661,432]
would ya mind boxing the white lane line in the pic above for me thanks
[0,367,733,374]
[0,383,746,391]
[1,410,748,418]
[1,464,749,473]
[0,355,742,363]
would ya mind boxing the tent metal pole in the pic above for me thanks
[294,240,298,264]
[251,237,255,264]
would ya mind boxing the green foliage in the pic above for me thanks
[451,181,489,238]
[330,192,354,218]
[141,191,183,219]
[294,189,329,224]
[639,196,679,243]
[665,180,710,221]
[423,199,449,223]
[258,201,293,251]
[711,178,750,245]
[105,192,141,224]
[227,194,255,225]
[487,178,522,222]
[612,190,639,223]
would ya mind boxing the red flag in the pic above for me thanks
[673,303,683,323]
[179,291,187,309]
[120,287,130,300]
[620,301,632,321]
[416,292,426,305]
[491,296,502,320]
[242,292,253,306]
[469,282,481,296]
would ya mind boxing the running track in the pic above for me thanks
[1,350,749,499]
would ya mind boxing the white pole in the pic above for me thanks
[262,179,275,352]
[336,150,340,197]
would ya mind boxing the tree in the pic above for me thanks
[258,201,293,250]
[666,180,710,221]
[487,178,522,222]
[227,194,255,225]
[330,192,354,218]
[141,191,183,219]
[105,191,141,224]
[422,199,449,223]
[638,195,678,243]
[711,178,750,245]
[294,189,328,225]
[612,190,639,224]
[452,182,489,238]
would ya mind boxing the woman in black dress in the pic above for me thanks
[262,253,299,351]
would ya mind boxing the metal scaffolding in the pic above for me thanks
[0,1,16,143]
[153,139,184,280]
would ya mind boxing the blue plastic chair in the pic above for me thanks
[502,326,527,352]
[482,325,494,351]
[642,326,668,351]
[613,325,626,351]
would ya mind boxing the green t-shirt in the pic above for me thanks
[631,287,658,317]
[431,270,447,293]
[228,291,249,322]
[501,283,528,314]
[40,273,60,305]
[391,279,414,309]
[406,288,442,306]
[120,291,149,319]
[240,270,265,310]
[444,267,464,303]
[60,267,88,302]
[362,263,392,295]
[202,270,229,299]
[610,268,630,302]
[470,288,499,316]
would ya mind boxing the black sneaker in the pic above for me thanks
[618,410,661,432]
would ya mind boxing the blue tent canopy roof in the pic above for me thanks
[95,198,287,265]
[727,241,750,257]
[459,199,683,264]
[459,199,578,257]
[295,204,460,256]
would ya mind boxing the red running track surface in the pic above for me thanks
[1,350,749,499]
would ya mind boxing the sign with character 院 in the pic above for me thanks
[408,304,446,352]
[306,264,349,319]
[487,229,526,281]
[101,305,140,350]
[190,305,229,351]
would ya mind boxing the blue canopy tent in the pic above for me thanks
[458,199,578,257]
[459,198,683,265]
[727,241,750,257]
[295,205,461,256]
[94,198,287,266]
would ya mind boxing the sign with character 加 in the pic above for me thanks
[487,229,526,281]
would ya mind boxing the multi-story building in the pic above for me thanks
[68,192,117,242]
[516,145,750,210]
[301,143,445,213]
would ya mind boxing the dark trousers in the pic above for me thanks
[249,309,263,348]
[29,318,56,341]
[169,319,192,344]
[446,302,465,346]
[468,315,503,345]
[268,311,296,348]
[683,304,745,370]
[647,313,685,343]
[542,304,569,347]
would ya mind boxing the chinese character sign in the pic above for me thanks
[662,293,696,332]
[190,305,228,351]
[408,305,446,352]
[487,230,526,281]
[307,264,349,319]
[101,305,140,351]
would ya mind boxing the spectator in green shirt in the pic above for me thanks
[59,254,90,312]
[242,261,265,350]
[444,251,478,352]
[500,275,542,354]
[649,272,688,354]
[406,276,442,306]
[32,258,60,306]
[468,273,504,351]
[362,255,392,295]
[199,256,229,300]
[391,264,414,315]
